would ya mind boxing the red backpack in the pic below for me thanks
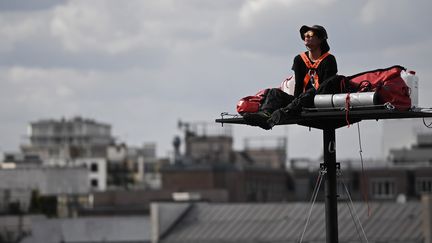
[347,65,411,111]
[236,89,269,115]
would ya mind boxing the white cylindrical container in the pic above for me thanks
[314,94,333,108]
[314,92,378,109]
[401,70,419,108]
[332,92,378,108]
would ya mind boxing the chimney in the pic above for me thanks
[422,194,432,243]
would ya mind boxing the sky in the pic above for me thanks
[1,0,432,161]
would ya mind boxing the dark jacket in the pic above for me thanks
[292,52,338,97]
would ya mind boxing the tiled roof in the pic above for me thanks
[161,202,423,243]
[22,216,151,243]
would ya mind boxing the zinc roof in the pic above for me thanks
[161,201,423,243]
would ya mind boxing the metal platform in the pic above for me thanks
[216,108,432,129]
[215,107,432,243]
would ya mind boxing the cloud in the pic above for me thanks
[238,0,336,27]
[214,0,432,60]
[0,0,67,12]
[1,0,432,159]
[49,0,227,55]
[0,0,244,70]
[51,1,145,54]
[359,0,430,26]
[3,0,432,64]
[214,0,362,58]
[0,11,49,52]
[2,67,96,110]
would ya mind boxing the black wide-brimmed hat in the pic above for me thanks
[300,25,330,52]
[300,25,328,40]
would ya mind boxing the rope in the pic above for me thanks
[299,169,325,243]
[339,179,363,243]
[345,195,363,242]
[220,112,240,118]
[423,117,432,128]
[342,180,370,243]
[384,102,395,110]
[338,168,369,243]
[418,108,432,128]
[357,123,371,217]
[336,169,362,241]
[345,93,351,127]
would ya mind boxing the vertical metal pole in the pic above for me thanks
[323,128,338,243]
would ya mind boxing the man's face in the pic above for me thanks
[304,30,321,50]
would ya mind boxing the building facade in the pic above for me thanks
[74,158,107,191]
[106,143,161,190]
[389,133,432,163]
[0,165,90,216]
[161,164,289,202]
[22,117,114,161]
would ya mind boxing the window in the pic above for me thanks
[91,179,99,188]
[144,163,157,173]
[371,179,396,199]
[416,177,432,195]
[90,163,98,172]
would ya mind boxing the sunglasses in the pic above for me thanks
[304,31,316,39]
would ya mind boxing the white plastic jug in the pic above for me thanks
[401,70,419,108]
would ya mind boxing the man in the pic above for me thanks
[292,25,338,96]
[244,25,338,129]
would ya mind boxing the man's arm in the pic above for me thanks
[292,55,305,97]
[320,55,338,82]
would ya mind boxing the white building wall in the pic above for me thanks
[0,166,89,196]
[107,145,127,162]
[74,158,107,191]
[0,188,32,212]
[382,119,432,158]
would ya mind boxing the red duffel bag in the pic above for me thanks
[236,89,269,115]
[347,65,411,111]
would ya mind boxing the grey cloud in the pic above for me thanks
[0,41,169,70]
[2,0,432,159]
[215,0,432,59]
[49,0,230,55]
[0,1,225,70]
[0,0,67,11]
